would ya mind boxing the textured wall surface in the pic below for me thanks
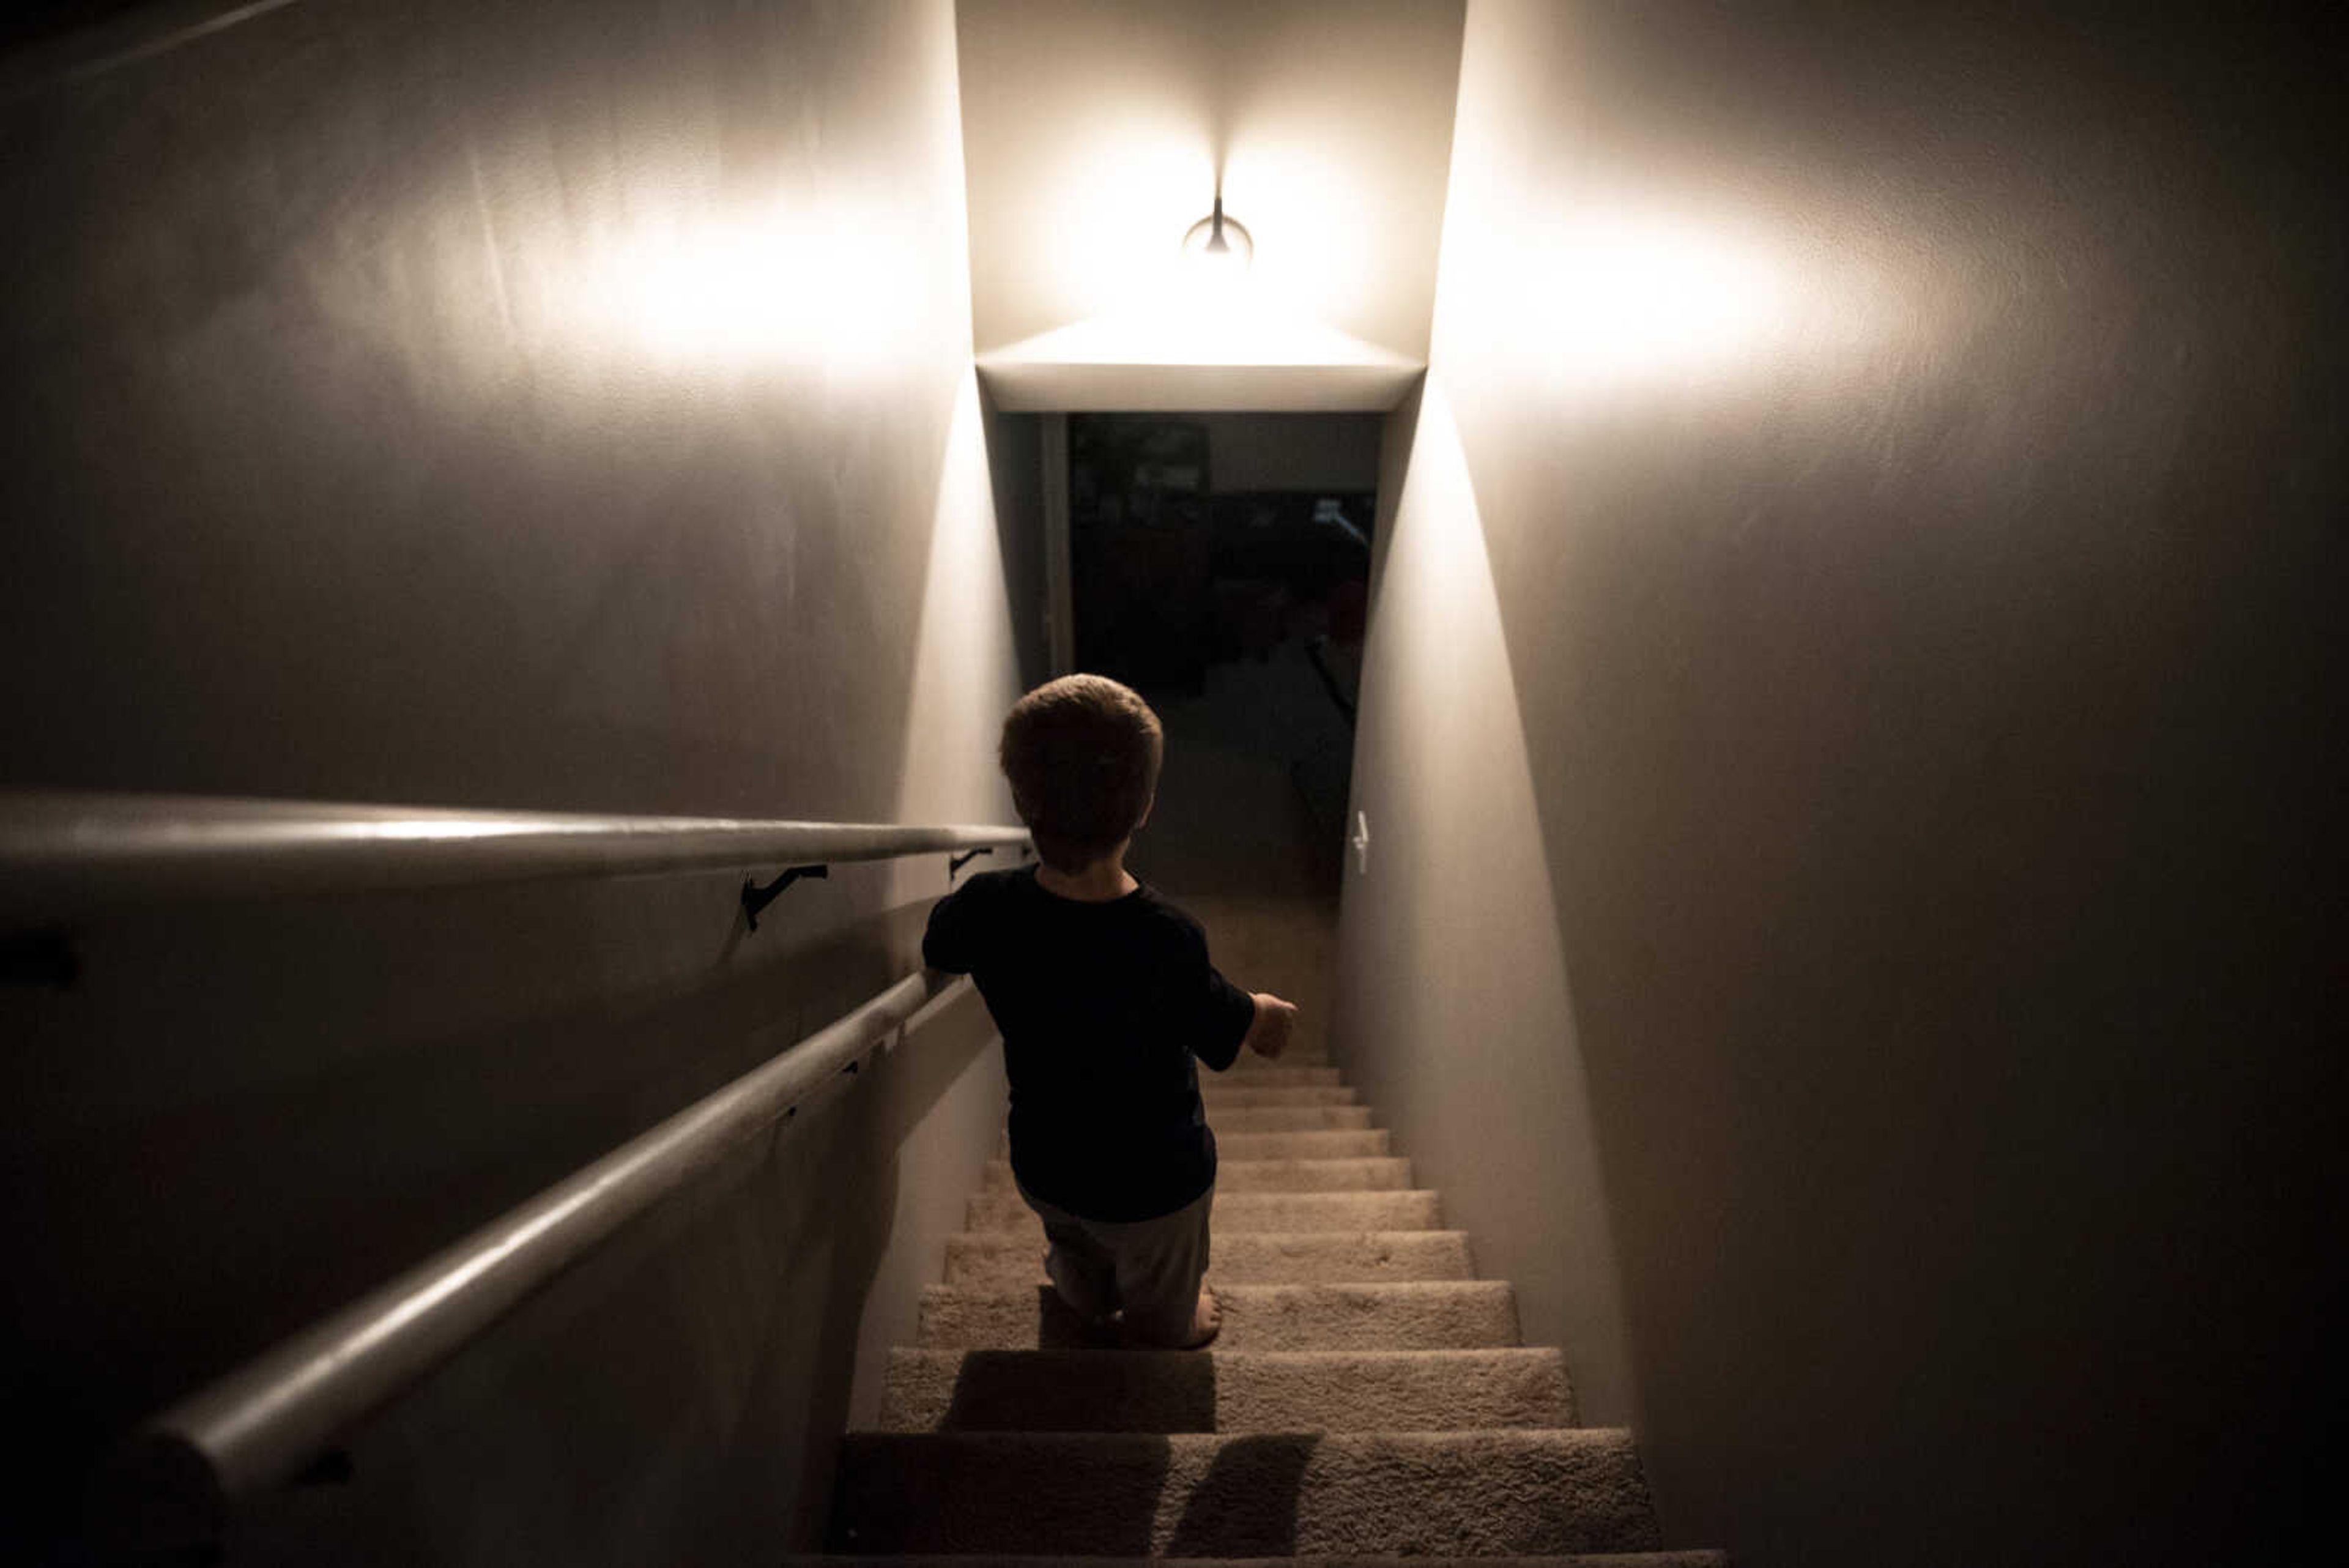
[1336,2,2340,1564]
[1,1,1028,1559]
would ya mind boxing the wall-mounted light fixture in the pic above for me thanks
[1181,193,1253,272]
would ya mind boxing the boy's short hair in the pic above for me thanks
[1000,675,1163,873]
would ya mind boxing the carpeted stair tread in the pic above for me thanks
[982,1157,1413,1194]
[965,1187,1441,1235]
[1213,1128,1391,1159]
[915,1280,1520,1351]
[1226,1046,1334,1067]
[941,1230,1478,1287]
[997,1106,1376,1137]
[1193,1105,1378,1134]
[792,1555,1723,1567]
[995,1128,1392,1161]
[828,1429,1662,1556]
[880,1347,1572,1432]
[1200,1085,1361,1109]
[850,1043,1724,1561]
[1209,1066,1344,1087]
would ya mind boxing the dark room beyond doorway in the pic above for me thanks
[1066,411,1376,915]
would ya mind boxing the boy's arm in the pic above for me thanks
[1185,921,1264,1071]
[921,883,981,974]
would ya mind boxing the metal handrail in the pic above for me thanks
[106,965,973,1545]
[0,791,1030,915]
[0,790,1031,1540]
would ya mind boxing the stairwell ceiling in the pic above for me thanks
[954,0,1465,410]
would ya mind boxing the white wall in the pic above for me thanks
[955,0,1463,362]
[0,1,1027,1559]
[1337,2,2340,1564]
[1339,377,1636,1426]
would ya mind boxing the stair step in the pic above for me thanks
[828,1429,1662,1555]
[1206,1105,1378,1134]
[878,1347,1573,1432]
[1216,1128,1390,1159]
[995,1128,1392,1161]
[915,1281,1520,1351]
[943,1230,1477,1287]
[965,1187,1441,1235]
[1229,1045,1333,1066]
[995,1107,1376,1145]
[1200,1085,1359,1108]
[793,1556,1723,1568]
[982,1157,1412,1194]
[1209,1066,1343,1087]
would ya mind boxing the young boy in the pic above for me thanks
[922,674,1299,1349]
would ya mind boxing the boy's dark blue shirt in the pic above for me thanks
[923,866,1256,1222]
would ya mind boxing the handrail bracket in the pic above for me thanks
[740,864,828,931]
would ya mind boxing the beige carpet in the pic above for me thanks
[816,1052,1725,1564]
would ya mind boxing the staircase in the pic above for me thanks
[814,1044,1723,1566]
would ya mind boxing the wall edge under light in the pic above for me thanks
[976,359,1425,414]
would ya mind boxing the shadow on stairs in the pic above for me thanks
[797,1046,1726,1566]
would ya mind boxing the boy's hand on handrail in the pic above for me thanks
[1244,992,1299,1059]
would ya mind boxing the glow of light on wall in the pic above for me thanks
[890,369,1022,880]
[1515,209,1797,387]
[971,112,1444,396]
[1431,182,1904,402]
[1005,114,1399,365]
[573,196,927,374]
[1346,371,1639,1396]
[1217,139,1387,350]
[1027,115,1220,333]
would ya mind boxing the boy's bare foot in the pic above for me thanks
[1173,1283,1222,1350]
[1044,1249,1122,1336]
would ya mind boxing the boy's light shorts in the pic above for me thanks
[1014,1176,1213,1347]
